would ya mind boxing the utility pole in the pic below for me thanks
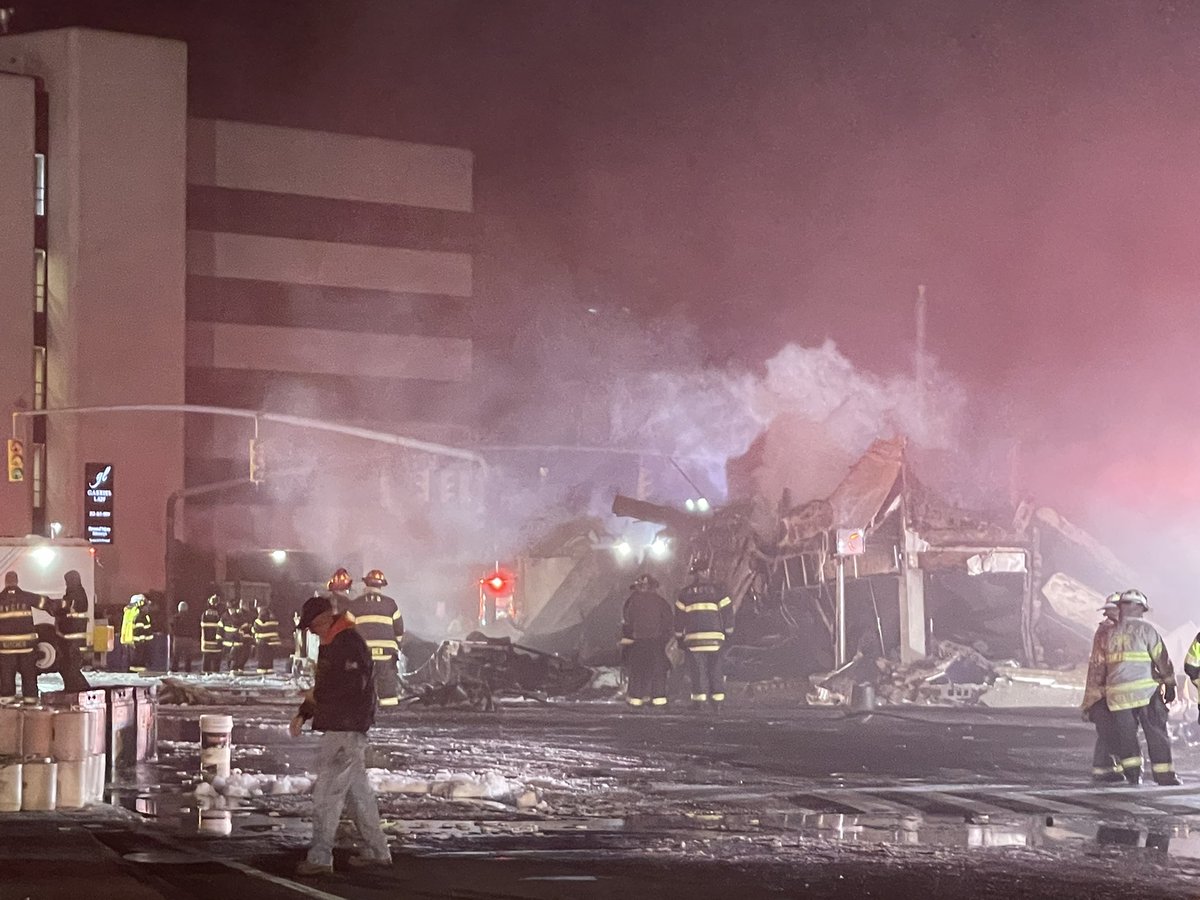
[915,284,928,424]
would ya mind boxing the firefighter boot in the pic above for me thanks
[1154,772,1183,786]
[1092,771,1126,784]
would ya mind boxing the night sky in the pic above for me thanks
[13,1,1200,580]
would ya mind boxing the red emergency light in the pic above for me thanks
[480,570,513,597]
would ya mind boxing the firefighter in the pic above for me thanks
[1081,594,1124,783]
[346,569,404,707]
[1104,589,1181,785]
[119,595,141,671]
[327,568,354,613]
[225,599,255,674]
[0,571,47,704]
[253,600,282,675]
[200,594,225,673]
[1184,630,1200,725]
[675,553,734,710]
[129,594,156,673]
[620,574,673,709]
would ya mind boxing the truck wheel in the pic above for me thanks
[34,624,63,673]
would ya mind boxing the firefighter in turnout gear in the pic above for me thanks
[1104,589,1181,785]
[224,599,255,673]
[201,595,225,672]
[253,601,282,674]
[621,574,673,708]
[129,595,155,673]
[57,570,91,666]
[1184,630,1200,724]
[326,568,354,613]
[346,569,404,707]
[675,553,734,710]
[0,571,48,704]
[1081,594,1125,782]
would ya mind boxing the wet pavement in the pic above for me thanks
[7,697,1200,897]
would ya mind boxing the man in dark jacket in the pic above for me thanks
[675,554,735,710]
[290,594,391,877]
[620,574,673,708]
[54,570,92,691]
[0,571,48,704]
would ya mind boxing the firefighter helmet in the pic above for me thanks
[327,567,353,592]
[206,594,220,607]
[363,568,388,588]
[1099,592,1121,612]
[631,573,660,592]
[1119,588,1149,610]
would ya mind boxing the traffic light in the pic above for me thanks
[6,439,24,483]
[249,439,266,484]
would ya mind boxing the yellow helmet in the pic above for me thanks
[363,569,388,588]
[327,567,353,592]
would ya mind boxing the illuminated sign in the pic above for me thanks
[836,528,865,556]
[84,463,114,545]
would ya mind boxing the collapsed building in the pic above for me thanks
[498,436,1138,705]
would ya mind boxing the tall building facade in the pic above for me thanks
[0,27,477,603]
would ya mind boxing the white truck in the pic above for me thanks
[0,537,97,673]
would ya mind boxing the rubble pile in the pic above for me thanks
[813,641,998,707]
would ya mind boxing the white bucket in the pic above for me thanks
[0,762,21,812]
[199,809,232,836]
[85,753,106,803]
[198,714,233,778]
[22,759,57,811]
[0,706,22,756]
[52,710,92,761]
[56,759,87,809]
[21,708,55,758]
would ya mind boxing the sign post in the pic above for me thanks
[834,528,866,668]
[84,463,114,545]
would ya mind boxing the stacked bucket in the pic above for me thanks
[0,705,106,812]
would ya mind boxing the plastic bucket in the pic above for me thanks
[0,706,22,756]
[53,709,92,761]
[21,708,55,758]
[56,759,87,809]
[0,762,21,812]
[85,753,106,803]
[22,759,57,811]
[198,714,233,778]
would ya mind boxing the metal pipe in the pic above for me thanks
[835,555,847,668]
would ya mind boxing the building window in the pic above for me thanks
[33,346,46,410]
[34,249,46,313]
[34,153,46,217]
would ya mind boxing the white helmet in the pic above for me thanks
[1119,588,1149,610]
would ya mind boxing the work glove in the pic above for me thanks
[1163,682,1177,704]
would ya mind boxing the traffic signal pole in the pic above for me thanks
[10,404,488,465]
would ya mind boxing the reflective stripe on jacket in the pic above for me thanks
[1104,617,1174,711]
[1081,619,1114,711]
[675,581,734,652]
[1184,632,1200,701]
[345,592,404,659]
[201,609,224,652]
[58,585,90,648]
[253,613,281,646]
[0,586,41,654]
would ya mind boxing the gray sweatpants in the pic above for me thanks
[307,730,391,867]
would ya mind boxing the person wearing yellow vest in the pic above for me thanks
[1104,589,1180,785]
[1081,594,1125,782]
[1184,631,1200,724]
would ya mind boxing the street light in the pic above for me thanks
[270,549,287,564]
